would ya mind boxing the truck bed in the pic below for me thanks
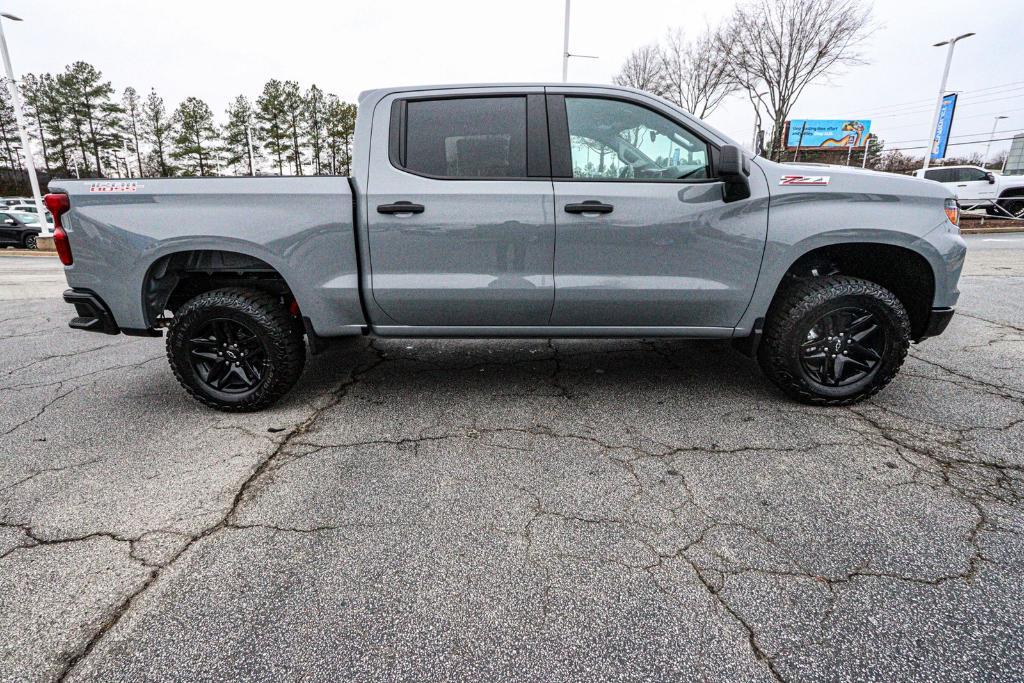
[48,176,366,337]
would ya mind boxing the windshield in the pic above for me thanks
[10,212,40,225]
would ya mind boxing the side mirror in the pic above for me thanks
[3,219,13,225]
[985,172,996,184]
[719,145,751,203]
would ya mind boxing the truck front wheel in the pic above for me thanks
[166,288,305,411]
[758,276,911,405]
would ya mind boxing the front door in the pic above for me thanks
[0,212,17,245]
[366,91,555,327]
[952,167,997,203]
[547,93,768,329]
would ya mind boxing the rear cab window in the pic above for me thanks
[393,96,529,179]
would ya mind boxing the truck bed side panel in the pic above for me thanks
[48,176,365,336]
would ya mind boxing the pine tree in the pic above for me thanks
[222,95,259,175]
[62,62,122,177]
[303,85,328,175]
[121,87,145,176]
[142,89,174,176]
[281,80,304,175]
[256,79,288,175]
[0,82,22,172]
[57,70,92,175]
[171,97,219,176]
[34,74,74,175]
[325,96,357,175]
[20,74,50,173]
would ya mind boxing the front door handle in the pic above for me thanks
[565,200,614,215]
[377,201,425,215]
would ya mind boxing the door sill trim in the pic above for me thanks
[371,325,734,339]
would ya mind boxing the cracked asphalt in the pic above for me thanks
[1,235,1023,682]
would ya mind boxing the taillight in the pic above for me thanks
[43,193,72,265]
[944,198,960,228]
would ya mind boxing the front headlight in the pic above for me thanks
[944,198,960,227]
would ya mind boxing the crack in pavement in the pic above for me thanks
[51,343,388,681]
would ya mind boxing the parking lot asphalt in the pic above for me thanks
[1,236,1022,681]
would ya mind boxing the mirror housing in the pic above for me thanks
[985,171,996,184]
[719,145,751,203]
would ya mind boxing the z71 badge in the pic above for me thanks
[780,175,830,186]
[89,182,141,193]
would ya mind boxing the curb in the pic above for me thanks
[0,248,58,257]
[960,226,1024,235]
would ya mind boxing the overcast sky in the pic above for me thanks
[2,0,1022,161]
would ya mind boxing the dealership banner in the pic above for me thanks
[786,119,872,149]
[930,93,958,160]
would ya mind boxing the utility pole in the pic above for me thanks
[561,0,571,82]
[983,115,1008,168]
[922,32,974,171]
[0,13,48,233]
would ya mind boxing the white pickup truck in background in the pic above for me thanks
[914,165,1024,217]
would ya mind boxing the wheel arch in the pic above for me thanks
[766,242,936,341]
[141,249,296,328]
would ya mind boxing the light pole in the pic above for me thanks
[983,115,1008,168]
[560,0,596,82]
[0,12,48,234]
[922,32,974,171]
[561,0,570,82]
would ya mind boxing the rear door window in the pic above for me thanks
[401,97,528,179]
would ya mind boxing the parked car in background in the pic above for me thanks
[0,197,33,207]
[7,204,54,223]
[914,165,1024,217]
[0,210,42,249]
[49,82,965,411]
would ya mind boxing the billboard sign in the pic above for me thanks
[930,93,958,160]
[786,119,872,149]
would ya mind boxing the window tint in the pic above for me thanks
[925,168,954,182]
[402,97,527,178]
[958,167,988,182]
[565,97,710,181]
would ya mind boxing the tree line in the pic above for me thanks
[0,61,358,184]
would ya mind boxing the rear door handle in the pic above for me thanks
[564,200,614,215]
[377,201,425,215]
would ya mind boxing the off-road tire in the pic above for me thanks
[758,276,911,406]
[167,288,305,412]
[22,234,37,250]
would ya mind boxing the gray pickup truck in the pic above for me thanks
[46,83,966,411]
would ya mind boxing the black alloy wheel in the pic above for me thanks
[188,318,268,394]
[23,234,37,250]
[757,275,911,405]
[166,288,306,411]
[798,307,884,388]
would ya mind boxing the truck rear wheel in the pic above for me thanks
[166,288,305,412]
[757,276,911,406]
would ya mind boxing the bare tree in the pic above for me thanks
[719,0,873,159]
[613,44,663,95]
[659,28,738,119]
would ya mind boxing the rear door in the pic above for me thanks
[365,89,555,327]
[547,91,768,329]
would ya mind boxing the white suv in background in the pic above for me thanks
[914,165,1024,217]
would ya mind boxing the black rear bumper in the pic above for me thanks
[917,307,955,341]
[63,289,120,335]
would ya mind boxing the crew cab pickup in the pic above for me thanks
[914,165,1024,217]
[46,83,966,411]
